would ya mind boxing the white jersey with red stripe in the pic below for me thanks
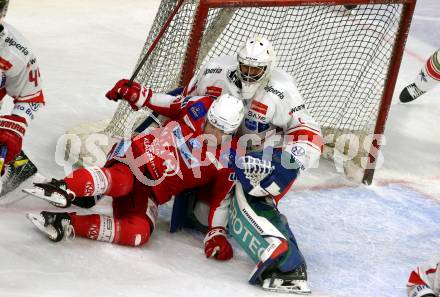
[0,22,44,123]
[182,55,322,170]
[407,258,440,297]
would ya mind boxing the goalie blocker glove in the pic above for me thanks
[0,115,27,164]
[106,79,152,111]
[203,227,233,261]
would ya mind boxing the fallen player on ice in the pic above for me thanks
[25,94,244,261]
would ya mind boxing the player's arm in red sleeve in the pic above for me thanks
[198,168,235,261]
[105,78,184,118]
[0,53,44,164]
[144,93,185,119]
[147,94,214,120]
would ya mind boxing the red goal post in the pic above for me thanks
[65,0,416,184]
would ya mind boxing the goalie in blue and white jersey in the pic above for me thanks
[108,36,323,294]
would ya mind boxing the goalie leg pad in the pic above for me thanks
[169,190,208,234]
[229,183,306,284]
[255,209,305,273]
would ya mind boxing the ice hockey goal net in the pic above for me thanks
[65,0,415,184]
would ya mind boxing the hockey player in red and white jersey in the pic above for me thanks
[108,36,322,293]
[407,258,440,297]
[110,37,322,200]
[0,0,44,165]
[400,48,440,103]
[26,94,244,261]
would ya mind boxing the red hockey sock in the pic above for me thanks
[70,213,102,240]
[64,163,134,197]
[70,213,151,247]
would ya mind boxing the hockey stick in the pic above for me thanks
[0,145,7,194]
[0,145,7,171]
[0,192,29,207]
[122,0,186,133]
[129,0,185,84]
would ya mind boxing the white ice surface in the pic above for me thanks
[0,1,439,297]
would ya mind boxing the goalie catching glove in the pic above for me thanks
[231,148,300,200]
[203,227,233,261]
[105,79,152,111]
[0,115,27,164]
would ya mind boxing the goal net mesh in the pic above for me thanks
[70,0,404,181]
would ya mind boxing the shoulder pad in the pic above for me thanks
[266,69,304,106]
[1,23,33,59]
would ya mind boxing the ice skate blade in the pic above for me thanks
[26,213,58,241]
[22,187,67,208]
[262,278,311,294]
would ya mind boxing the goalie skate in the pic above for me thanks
[26,211,74,242]
[261,265,311,294]
[22,179,75,208]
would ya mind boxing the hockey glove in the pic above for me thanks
[0,115,27,164]
[105,79,152,111]
[204,227,233,261]
[232,148,300,199]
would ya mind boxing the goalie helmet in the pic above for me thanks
[207,94,244,134]
[237,36,276,99]
[0,0,8,20]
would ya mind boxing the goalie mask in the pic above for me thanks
[207,94,244,134]
[0,0,8,20]
[237,36,276,99]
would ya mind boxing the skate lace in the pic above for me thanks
[62,219,75,241]
[407,83,425,99]
[241,156,274,187]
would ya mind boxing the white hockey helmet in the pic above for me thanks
[237,36,276,99]
[0,0,8,20]
[207,94,244,134]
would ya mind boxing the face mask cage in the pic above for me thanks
[238,61,268,84]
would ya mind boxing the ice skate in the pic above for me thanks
[26,211,74,242]
[23,179,75,208]
[261,264,311,294]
